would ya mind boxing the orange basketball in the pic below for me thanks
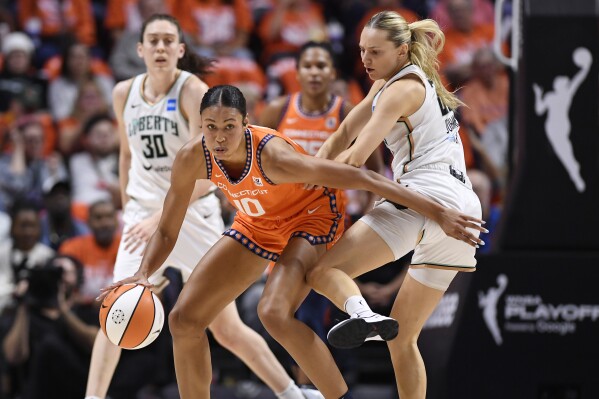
[99,284,165,350]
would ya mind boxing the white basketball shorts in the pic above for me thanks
[113,193,224,284]
[360,169,482,272]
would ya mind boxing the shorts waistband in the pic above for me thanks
[409,163,466,184]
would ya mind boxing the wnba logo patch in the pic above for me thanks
[325,117,337,129]
[253,177,263,186]
[166,99,177,111]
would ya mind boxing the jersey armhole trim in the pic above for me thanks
[256,134,276,185]
[201,137,212,180]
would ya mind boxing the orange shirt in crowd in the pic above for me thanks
[59,233,121,301]
[439,23,496,71]
[203,57,266,95]
[188,0,253,45]
[104,0,195,34]
[18,0,97,46]
[42,55,113,81]
[258,2,327,63]
[460,71,509,135]
[0,112,57,156]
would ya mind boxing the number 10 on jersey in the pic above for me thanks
[233,198,266,217]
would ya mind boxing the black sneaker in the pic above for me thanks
[327,313,399,349]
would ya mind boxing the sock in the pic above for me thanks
[84,397,103,399]
[339,391,353,399]
[344,295,374,317]
[276,379,304,399]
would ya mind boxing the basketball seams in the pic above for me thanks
[117,286,146,346]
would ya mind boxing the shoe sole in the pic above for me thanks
[327,318,399,349]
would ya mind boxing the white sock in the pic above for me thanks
[344,295,375,317]
[276,379,304,399]
[84,396,103,399]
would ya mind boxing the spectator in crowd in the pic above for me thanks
[40,180,89,251]
[0,31,47,113]
[186,0,254,60]
[438,0,497,88]
[109,0,167,81]
[258,0,327,65]
[0,32,56,157]
[47,40,114,121]
[0,201,54,313]
[429,0,494,29]
[0,210,9,242]
[1,254,98,399]
[17,0,97,63]
[57,79,112,155]
[59,200,120,304]
[104,0,194,42]
[0,118,68,211]
[69,114,120,214]
[460,46,509,176]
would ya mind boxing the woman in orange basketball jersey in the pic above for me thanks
[100,85,484,399]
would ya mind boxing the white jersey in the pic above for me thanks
[373,64,471,190]
[123,70,193,209]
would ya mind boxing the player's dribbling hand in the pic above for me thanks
[96,272,152,302]
[436,208,488,248]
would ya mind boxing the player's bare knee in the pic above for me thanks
[210,323,237,348]
[257,297,290,335]
[168,305,207,336]
[305,264,326,288]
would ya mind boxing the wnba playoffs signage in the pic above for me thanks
[419,253,599,399]
[479,273,599,346]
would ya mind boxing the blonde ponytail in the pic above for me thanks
[366,11,463,110]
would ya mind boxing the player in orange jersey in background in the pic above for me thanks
[260,41,385,221]
[99,85,485,399]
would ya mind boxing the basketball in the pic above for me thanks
[572,47,592,68]
[99,284,165,350]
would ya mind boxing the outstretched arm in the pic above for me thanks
[316,80,385,160]
[262,138,486,246]
[569,63,591,96]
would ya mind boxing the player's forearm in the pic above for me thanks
[118,154,131,207]
[361,170,446,222]
[188,179,215,204]
[61,308,99,351]
[317,128,352,160]
[138,230,178,279]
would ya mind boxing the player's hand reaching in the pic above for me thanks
[436,208,488,248]
[96,272,152,302]
[123,211,162,254]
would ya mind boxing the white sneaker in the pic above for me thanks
[300,386,325,399]
[327,313,398,349]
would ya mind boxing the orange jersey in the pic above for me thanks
[277,93,346,156]
[202,125,344,260]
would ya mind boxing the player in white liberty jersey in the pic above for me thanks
[85,14,322,399]
[304,11,486,399]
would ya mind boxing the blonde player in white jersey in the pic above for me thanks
[85,14,322,399]
[304,11,486,399]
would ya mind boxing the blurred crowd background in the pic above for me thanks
[0,0,512,398]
